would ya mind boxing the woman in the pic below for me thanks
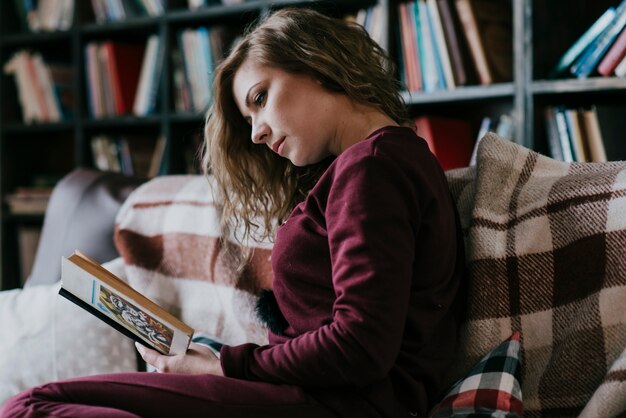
[1,7,465,418]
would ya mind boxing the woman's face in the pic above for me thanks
[232,59,341,166]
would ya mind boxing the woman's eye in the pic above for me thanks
[254,92,266,106]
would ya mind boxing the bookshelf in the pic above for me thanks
[1,0,626,289]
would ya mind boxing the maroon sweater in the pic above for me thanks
[221,126,465,417]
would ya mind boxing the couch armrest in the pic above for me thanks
[25,169,145,287]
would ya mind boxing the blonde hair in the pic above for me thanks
[203,7,408,244]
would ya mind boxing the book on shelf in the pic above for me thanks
[418,0,442,91]
[91,135,164,177]
[550,8,616,78]
[60,251,193,355]
[3,51,73,124]
[468,116,491,166]
[593,105,626,161]
[580,107,608,162]
[13,0,74,32]
[91,0,163,21]
[545,106,611,163]
[597,26,626,76]
[85,41,145,118]
[571,0,626,78]
[133,35,164,116]
[351,4,387,50]
[5,187,53,215]
[563,109,589,162]
[553,107,576,162]
[414,115,475,170]
[105,42,145,115]
[397,1,422,92]
[614,49,626,76]
[427,0,456,89]
[454,0,512,85]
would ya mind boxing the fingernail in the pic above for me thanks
[135,342,144,353]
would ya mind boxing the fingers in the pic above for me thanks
[135,342,168,372]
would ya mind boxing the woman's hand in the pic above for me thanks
[135,342,224,376]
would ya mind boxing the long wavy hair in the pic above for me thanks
[203,7,408,245]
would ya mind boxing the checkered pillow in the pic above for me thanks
[430,332,523,418]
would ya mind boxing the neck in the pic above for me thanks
[331,102,399,156]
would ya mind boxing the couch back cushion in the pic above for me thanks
[445,133,626,416]
[114,175,271,346]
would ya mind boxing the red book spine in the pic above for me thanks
[598,27,626,76]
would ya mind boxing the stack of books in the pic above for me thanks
[3,52,74,124]
[90,0,163,22]
[85,35,163,118]
[13,0,74,32]
[551,0,626,78]
[172,26,237,113]
[5,187,53,215]
[396,0,512,92]
[544,106,608,162]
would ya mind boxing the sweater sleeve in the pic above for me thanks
[221,152,419,387]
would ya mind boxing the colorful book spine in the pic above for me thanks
[551,8,616,77]
[597,26,626,76]
[426,0,453,89]
[454,0,491,85]
[571,0,626,78]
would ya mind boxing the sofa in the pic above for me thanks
[1,133,626,417]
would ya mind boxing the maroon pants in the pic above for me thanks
[0,372,339,418]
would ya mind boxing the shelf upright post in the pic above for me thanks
[160,8,171,175]
[73,0,85,167]
[0,1,4,289]
[514,0,533,148]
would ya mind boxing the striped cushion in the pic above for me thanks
[430,332,523,417]
[113,175,271,346]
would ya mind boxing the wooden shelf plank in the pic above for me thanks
[532,78,626,94]
[402,83,515,105]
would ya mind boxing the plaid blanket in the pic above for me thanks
[113,175,271,346]
[445,133,626,417]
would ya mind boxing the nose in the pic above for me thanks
[251,119,270,144]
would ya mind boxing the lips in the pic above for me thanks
[272,138,285,155]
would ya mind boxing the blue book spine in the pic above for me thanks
[552,8,616,77]
[196,27,213,109]
[426,0,446,90]
[571,1,626,78]
[417,0,438,92]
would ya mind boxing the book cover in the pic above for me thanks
[415,115,475,170]
[60,251,193,355]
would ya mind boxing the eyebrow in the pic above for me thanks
[244,82,262,108]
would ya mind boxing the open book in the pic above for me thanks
[59,251,193,355]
